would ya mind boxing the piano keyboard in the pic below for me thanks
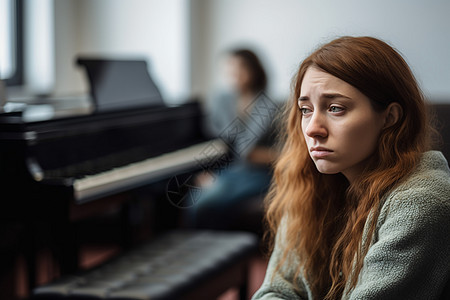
[73,139,228,203]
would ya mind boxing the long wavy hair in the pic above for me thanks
[265,36,433,299]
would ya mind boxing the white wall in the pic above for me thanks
[30,0,190,104]
[191,0,450,103]
[72,0,190,104]
[53,0,80,96]
[24,0,54,95]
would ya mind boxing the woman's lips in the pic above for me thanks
[310,147,333,158]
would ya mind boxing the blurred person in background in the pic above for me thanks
[187,48,280,230]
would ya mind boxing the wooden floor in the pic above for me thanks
[12,243,268,300]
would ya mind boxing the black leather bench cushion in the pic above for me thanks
[32,230,257,300]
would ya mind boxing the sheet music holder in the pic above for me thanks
[77,57,165,112]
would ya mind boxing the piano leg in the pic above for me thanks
[0,221,22,300]
[52,218,79,275]
[0,266,16,300]
[19,218,79,295]
[23,221,37,293]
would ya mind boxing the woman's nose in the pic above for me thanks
[304,112,328,138]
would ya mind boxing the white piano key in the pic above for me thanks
[73,139,227,202]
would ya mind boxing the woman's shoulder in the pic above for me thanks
[355,151,450,300]
[381,151,450,225]
[394,151,450,198]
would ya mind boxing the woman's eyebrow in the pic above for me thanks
[322,93,351,99]
[298,96,309,101]
[298,93,351,102]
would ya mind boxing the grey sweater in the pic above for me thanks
[253,151,450,299]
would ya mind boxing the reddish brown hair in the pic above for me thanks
[265,36,432,298]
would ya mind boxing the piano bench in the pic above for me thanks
[31,230,258,300]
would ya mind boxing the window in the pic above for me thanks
[0,0,23,85]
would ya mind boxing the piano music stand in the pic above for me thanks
[77,58,165,112]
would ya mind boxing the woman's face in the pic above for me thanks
[299,67,387,183]
[225,56,252,93]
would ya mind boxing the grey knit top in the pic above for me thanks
[253,151,450,299]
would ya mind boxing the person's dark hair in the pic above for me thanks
[265,36,434,299]
[230,49,267,93]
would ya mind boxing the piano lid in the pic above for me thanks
[0,96,94,123]
[77,57,165,112]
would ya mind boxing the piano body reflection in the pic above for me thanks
[0,59,227,294]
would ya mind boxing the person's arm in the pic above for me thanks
[247,146,279,165]
[246,115,281,166]
[252,221,310,300]
[345,190,450,299]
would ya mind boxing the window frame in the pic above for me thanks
[3,0,23,86]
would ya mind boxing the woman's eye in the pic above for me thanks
[329,106,344,113]
[300,107,312,115]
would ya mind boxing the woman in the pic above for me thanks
[253,36,450,299]
[189,49,278,230]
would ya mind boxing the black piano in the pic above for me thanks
[0,59,227,295]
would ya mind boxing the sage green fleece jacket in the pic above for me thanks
[253,151,450,299]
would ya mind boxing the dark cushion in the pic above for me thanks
[32,230,257,300]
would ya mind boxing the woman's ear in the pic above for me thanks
[383,102,402,129]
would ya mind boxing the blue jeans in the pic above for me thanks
[188,163,272,229]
